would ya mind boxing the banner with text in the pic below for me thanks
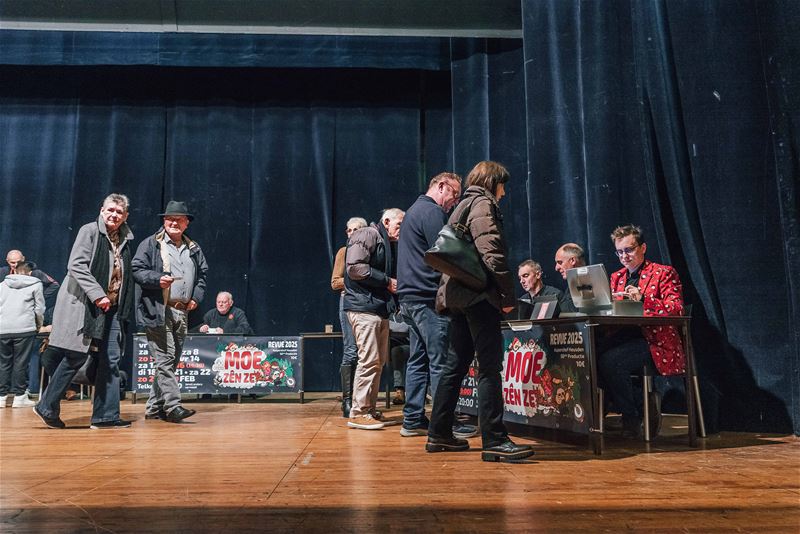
[457,323,592,434]
[133,335,302,395]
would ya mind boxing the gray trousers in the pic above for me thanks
[145,308,187,415]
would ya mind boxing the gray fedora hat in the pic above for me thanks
[159,200,194,221]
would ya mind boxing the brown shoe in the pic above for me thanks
[347,414,385,430]
[392,388,405,405]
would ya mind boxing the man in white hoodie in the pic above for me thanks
[0,261,44,407]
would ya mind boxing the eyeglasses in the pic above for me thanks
[614,244,640,257]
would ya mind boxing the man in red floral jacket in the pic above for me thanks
[600,224,685,438]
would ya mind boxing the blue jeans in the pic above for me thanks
[38,308,123,424]
[339,294,358,366]
[401,301,451,428]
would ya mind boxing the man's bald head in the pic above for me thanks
[554,243,586,280]
[6,250,25,273]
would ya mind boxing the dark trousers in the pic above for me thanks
[39,308,123,423]
[429,300,507,447]
[597,333,654,426]
[0,333,36,395]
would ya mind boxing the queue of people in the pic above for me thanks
[8,159,686,464]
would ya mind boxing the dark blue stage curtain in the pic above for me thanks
[1,9,798,434]
[0,65,450,339]
[506,0,798,433]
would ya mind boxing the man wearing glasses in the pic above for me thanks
[396,172,477,439]
[599,224,686,438]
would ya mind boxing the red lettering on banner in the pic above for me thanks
[531,351,545,378]
[521,351,533,383]
[504,387,521,406]
[240,351,252,370]
[459,387,472,397]
[505,351,522,381]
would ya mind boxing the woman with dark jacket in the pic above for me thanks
[426,161,534,462]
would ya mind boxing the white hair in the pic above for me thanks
[381,208,404,222]
[346,217,367,229]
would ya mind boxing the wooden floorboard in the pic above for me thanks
[1,394,798,533]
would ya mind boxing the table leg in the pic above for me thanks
[586,323,603,455]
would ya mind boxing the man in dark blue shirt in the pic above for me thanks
[396,172,477,439]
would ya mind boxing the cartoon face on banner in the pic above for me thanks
[502,337,583,422]
[211,342,296,389]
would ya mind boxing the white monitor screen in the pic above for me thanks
[566,264,613,313]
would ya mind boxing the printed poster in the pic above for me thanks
[457,323,593,434]
[133,335,302,395]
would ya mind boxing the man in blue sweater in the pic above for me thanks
[396,172,477,438]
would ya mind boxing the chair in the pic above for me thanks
[640,304,706,442]
[597,304,706,443]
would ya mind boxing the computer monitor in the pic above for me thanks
[565,264,613,314]
[517,294,560,320]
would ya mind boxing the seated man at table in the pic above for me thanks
[517,259,563,319]
[599,224,685,438]
[553,243,586,313]
[199,291,253,335]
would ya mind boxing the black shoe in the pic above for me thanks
[621,420,643,439]
[481,440,535,462]
[33,405,66,429]
[165,406,196,423]
[90,419,132,429]
[341,398,352,419]
[145,410,166,420]
[425,436,470,453]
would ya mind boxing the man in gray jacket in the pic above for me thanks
[0,262,44,408]
[35,193,135,429]
[132,201,208,424]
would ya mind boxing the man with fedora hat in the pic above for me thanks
[132,200,208,423]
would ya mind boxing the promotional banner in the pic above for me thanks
[134,335,302,395]
[457,323,593,434]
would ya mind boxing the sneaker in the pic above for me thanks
[0,395,6,408]
[12,394,37,408]
[370,409,384,421]
[425,436,470,453]
[90,419,132,429]
[347,414,385,430]
[33,405,66,429]
[400,425,428,437]
[452,422,479,439]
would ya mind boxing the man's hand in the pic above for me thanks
[187,300,198,311]
[625,286,643,302]
[387,278,398,294]
[94,296,112,312]
[199,324,209,333]
[502,306,514,314]
[159,275,174,288]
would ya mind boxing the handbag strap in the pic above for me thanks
[453,195,479,233]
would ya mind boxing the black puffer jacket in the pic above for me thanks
[436,186,515,313]
[342,222,396,319]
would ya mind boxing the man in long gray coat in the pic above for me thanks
[34,194,135,429]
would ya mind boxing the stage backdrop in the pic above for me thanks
[1,0,797,434]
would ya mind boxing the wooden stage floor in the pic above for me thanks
[1,394,798,533]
